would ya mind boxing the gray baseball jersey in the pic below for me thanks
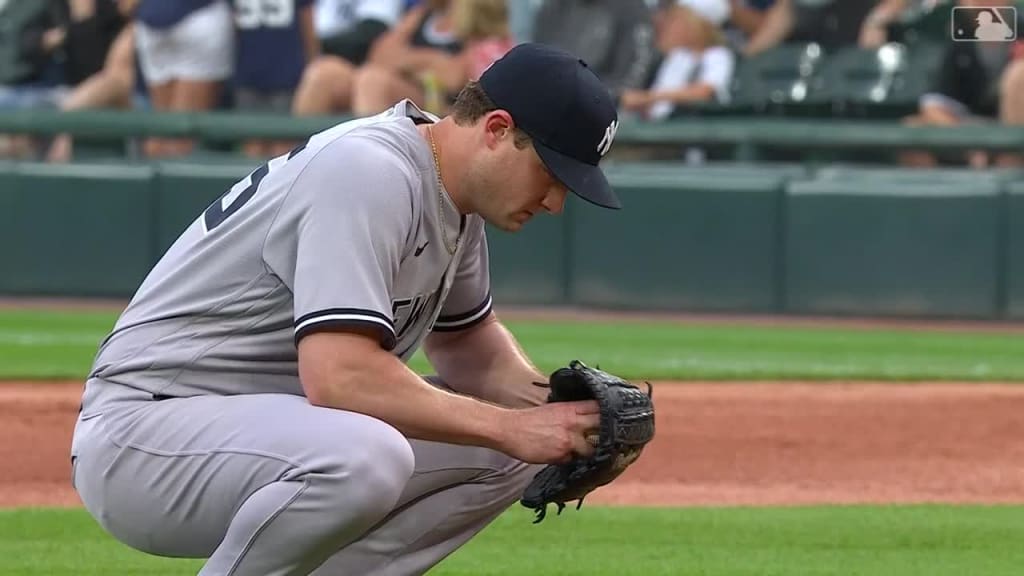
[84,100,491,408]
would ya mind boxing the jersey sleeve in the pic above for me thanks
[264,136,415,350]
[433,219,492,332]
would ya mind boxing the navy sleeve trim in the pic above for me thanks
[432,294,492,332]
[294,308,397,350]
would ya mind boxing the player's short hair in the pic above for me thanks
[451,81,532,150]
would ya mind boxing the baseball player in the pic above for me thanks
[69,43,621,575]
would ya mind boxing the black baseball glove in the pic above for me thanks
[520,360,655,523]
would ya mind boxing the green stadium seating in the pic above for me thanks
[813,43,942,119]
[727,43,829,117]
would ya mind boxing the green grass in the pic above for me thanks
[1,309,1023,381]
[3,506,1023,575]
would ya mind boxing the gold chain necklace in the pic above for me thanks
[427,125,459,255]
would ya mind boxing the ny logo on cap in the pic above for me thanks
[597,120,618,157]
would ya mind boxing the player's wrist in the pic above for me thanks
[476,405,519,455]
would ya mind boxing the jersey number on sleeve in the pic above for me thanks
[203,144,306,233]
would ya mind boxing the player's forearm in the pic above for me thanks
[299,332,511,450]
[424,314,548,408]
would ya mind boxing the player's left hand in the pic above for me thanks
[519,360,655,523]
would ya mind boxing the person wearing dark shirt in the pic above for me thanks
[350,0,464,116]
[291,0,404,117]
[232,0,319,157]
[530,0,658,98]
[903,2,1024,167]
[743,0,877,56]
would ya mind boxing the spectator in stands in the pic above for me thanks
[725,0,776,50]
[291,0,404,117]
[508,0,542,42]
[349,0,463,116]
[618,0,733,119]
[902,0,1024,167]
[530,0,657,99]
[232,0,319,158]
[47,23,137,162]
[743,0,877,56]
[314,0,404,61]
[0,1,69,158]
[133,0,234,157]
[858,0,909,48]
[442,0,515,112]
[620,0,735,121]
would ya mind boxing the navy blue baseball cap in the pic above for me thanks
[479,43,621,209]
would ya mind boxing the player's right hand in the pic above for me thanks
[498,400,601,464]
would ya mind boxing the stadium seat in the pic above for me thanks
[727,43,829,117]
[812,42,944,119]
[814,43,910,118]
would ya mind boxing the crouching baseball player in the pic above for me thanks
[69,43,653,575]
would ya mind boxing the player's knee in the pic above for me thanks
[336,423,414,519]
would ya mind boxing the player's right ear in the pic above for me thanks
[482,110,516,149]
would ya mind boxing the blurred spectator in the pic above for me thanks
[232,0,319,158]
[349,0,463,116]
[530,0,657,98]
[408,0,514,114]
[858,0,909,48]
[0,1,68,98]
[133,0,234,157]
[724,0,775,50]
[0,0,72,158]
[743,0,877,56]
[508,0,542,41]
[314,0,404,62]
[453,0,514,81]
[46,24,136,162]
[0,1,69,158]
[902,0,1024,167]
[620,0,735,120]
[291,0,404,117]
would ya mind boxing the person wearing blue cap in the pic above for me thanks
[70,42,624,575]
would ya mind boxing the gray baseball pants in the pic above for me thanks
[70,378,538,575]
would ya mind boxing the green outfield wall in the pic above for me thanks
[1,161,1021,320]
[1008,182,1024,319]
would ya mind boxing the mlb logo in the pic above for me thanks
[951,6,1017,41]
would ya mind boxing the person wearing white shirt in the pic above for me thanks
[619,0,735,121]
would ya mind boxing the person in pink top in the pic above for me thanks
[456,0,515,82]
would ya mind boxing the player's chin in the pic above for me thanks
[494,214,530,232]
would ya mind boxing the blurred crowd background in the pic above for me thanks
[1,0,1022,167]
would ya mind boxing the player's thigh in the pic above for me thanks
[73,392,411,556]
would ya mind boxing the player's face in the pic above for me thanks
[468,124,569,232]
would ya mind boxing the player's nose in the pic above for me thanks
[542,185,568,215]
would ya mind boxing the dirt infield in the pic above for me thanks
[4,381,1024,508]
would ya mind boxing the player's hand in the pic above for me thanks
[497,400,601,464]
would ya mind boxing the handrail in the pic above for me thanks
[2,109,1023,151]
